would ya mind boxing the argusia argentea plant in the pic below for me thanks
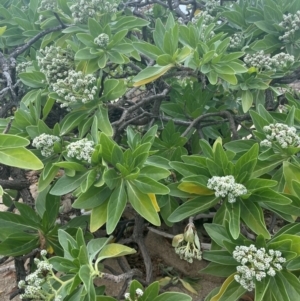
[1,0,300,300]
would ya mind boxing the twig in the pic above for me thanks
[10,25,64,58]
[181,111,238,139]
[2,118,14,134]
[101,269,142,283]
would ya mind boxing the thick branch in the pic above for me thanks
[271,68,300,84]
[133,215,153,284]
[0,179,30,190]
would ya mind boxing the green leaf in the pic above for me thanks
[19,71,47,88]
[0,134,29,148]
[277,270,300,300]
[157,54,174,66]
[202,250,237,266]
[242,90,253,113]
[255,276,270,301]
[143,281,160,301]
[0,234,39,256]
[79,265,96,300]
[60,111,89,135]
[283,161,300,195]
[245,179,277,191]
[50,172,88,195]
[211,274,247,301]
[53,162,86,172]
[58,229,77,259]
[87,237,111,264]
[126,181,161,226]
[134,176,169,195]
[129,280,144,301]
[101,79,126,102]
[133,42,163,60]
[240,200,270,238]
[76,33,95,47]
[168,195,219,222]
[106,181,127,235]
[75,47,98,60]
[73,186,111,209]
[0,147,43,170]
[96,105,113,136]
[226,202,240,240]
[250,189,292,205]
[49,256,79,273]
[38,164,60,192]
[140,166,170,181]
[108,29,128,48]
[234,143,259,182]
[153,292,192,301]
[200,262,237,277]
[90,199,108,233]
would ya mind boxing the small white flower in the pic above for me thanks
[124,292,131,300]
[66,138,95,163]
[136,288,144,297]
[207,176,247,203]
[32,134,60,157]
[233,245,286,291]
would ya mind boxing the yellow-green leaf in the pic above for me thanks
[148,193,160,212]
[97,243,136,262]
[0,26,6,36]
[90,199,108,233]
[172,234,184,247]
[158,277,172,286]
[178,182,214,195]
[0,147,43,170]
[179,279,198,295]
[126,181,161,226]
[211,274,235,301]
[133,64,173,87]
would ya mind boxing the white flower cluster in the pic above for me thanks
[244,51,294,71]
[229,32,244,49]
[124,288,144,300]
[204,0,220,14]
[279,11,300,42]
[37,46,74,85]
[38,0,57,11]
[207,175,247,203]
[52,70,97,108]
[233,245,286,291]
[260,123,300,149]
[192,11,215,40]
[32,134,60,157]
[66,138,95,163]
[18,257,53,300]
[16,61,33,74]
[173,223,202,263]
[70,0,118,24]
[94,33,110,47]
